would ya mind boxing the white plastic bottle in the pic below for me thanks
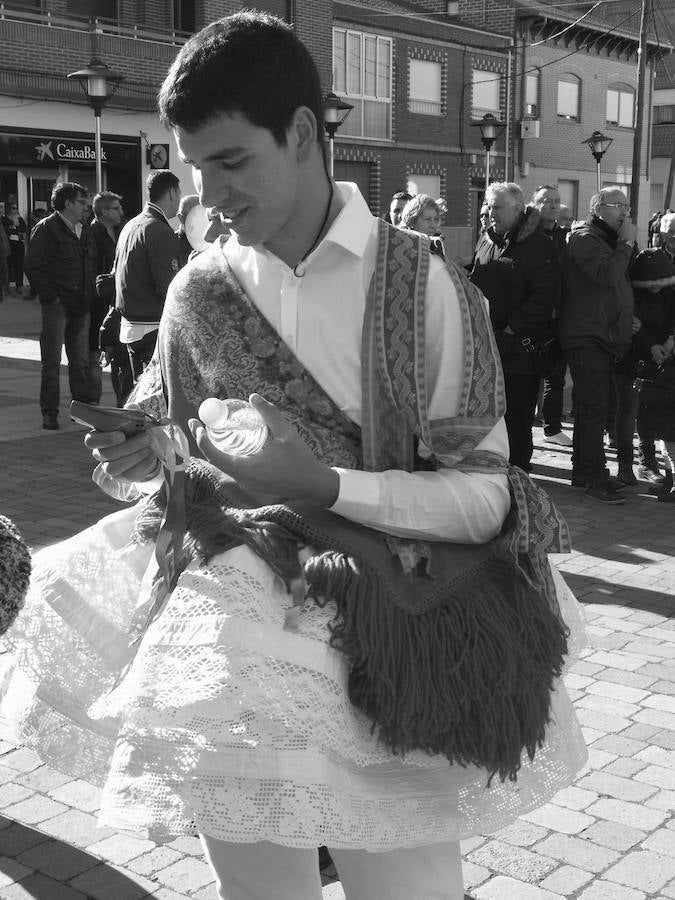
[198,397,269,456]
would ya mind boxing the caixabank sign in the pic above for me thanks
[0,132,136,168]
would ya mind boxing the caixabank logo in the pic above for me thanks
[33,139,107,163]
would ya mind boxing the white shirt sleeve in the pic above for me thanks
[330,259,511,543]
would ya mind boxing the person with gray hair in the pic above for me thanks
[659,211,675,263]
[400,194,447,257]
[470,181,559,472]
[558,188,636,502]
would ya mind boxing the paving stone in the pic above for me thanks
[492,820,548,847]
[540,864,593,894]
[0,856,33,887]
[48,779,101,812]
[552,785,598,811]
[591,734,648,757]
[15,839,98,881]
[155,856,214,893]
[0,872,88,899]
[586,798,668,831]
[125,844,182,876]
[473,875,562,899]
[645,789,675,810]
[577,771,657,803]
[635,745,675,767]
[462,860,491,889]
[635,764,675,790]
[586,680,650,703]
[86,833,156,865]
[651,679,675,695]
[39,809,117,847]
[565,673,595,690]
[570,661,604,678]
[581,727,605,744]
[576,708,631,734]
[190,884,220,900]
[653,729,675,749]
[321,886,346,900]
[642,831,675,857]
[663,879,675,899]
[601,757,647,778]
[621,723,660,741]
[15,765,71,792]
[0,783,33,806]
[69,863,149,900]
[604,849,675,892]
[586,748,618,770]
[0,747,44,774]
[468,840,556,882]
[580,821,646,852]
[578,881,645,900]
[594,669,656,690]
[166,834,203,855]
[586,651,650,672]
[522,804,595,835]
[533,834,620,873]
[2,794,69,825]
[461,835,488,854]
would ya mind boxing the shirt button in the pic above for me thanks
[285,334,294,345]
[294,264,306,277]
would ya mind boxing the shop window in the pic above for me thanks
[409,59,442,116]
[606,85,635,127]
[557,75,580,120]
[407,174,441,198]
[173,0,195,32]
[654,104,675,124]
[2,0,41,10]
[333,28,392,140]
[525,70,540,118]
[472,69,500,118]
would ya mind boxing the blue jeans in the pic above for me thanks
[39,300,92,415]
[567,344,612,486]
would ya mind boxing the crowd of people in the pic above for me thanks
[386,181,675,505]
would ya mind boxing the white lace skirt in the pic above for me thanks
[1,504,588,850]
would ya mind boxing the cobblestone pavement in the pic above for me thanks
[0,293,673,899]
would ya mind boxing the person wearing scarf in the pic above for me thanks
[1,13,587,900]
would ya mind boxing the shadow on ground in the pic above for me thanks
[0,817,157,898]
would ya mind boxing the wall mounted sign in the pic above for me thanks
[0,132,137,168]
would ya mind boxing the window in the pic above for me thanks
[654,105,675,124]
[557,75,580,120]
[68,0,117,17]
[173,0,195,32]
[409,59,442,116]
[333,28,392,140]
[606,85,634,127]
[407,174,441,198]
[557,179,578,219]
[525,70,540,118]
[472,69,500,117]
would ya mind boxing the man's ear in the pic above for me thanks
[290,106,319,162]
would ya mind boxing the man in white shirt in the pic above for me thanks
[85,11,584,899]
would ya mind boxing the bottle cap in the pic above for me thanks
[198,397,227,427]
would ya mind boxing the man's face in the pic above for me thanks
[174,110,303,251]
[414,205,440,237]
[535,189,561,228]
[167,186,181,220]
[390,198,406,226]
[101,199,123,228]
[487,192,521,235]
[660,220,675,256]
[63,193,89,225]
[596,191,630,231]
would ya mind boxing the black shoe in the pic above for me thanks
[586,484,626,504]
[617,466,638,486]
[42,413,59,430]
[637,465,666,485]
[572,476,626,491]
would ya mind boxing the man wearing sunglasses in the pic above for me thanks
[559,189,637,503]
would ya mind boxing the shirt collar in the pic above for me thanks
[146,202,171,225]
[57,211,79,234]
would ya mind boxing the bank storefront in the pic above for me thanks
[0,129,142,223]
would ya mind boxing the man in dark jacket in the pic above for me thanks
[24,181,97,430]
[470,181,559,472]
[559,189,636,503]
[89,191,124,404]
[114,169,181,383]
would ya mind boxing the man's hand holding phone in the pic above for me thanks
[73,401,163,484]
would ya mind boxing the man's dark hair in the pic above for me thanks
[157,11,325,146]
[92,191,122,218]
[391,191,413,203]
[146,169,180,203]
[534,184,557,193]
[51,182,87,212]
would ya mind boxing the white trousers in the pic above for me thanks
[199,835,464,900]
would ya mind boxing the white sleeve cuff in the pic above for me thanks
[329,467,380,518]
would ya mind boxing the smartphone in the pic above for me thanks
[70,400,158,436]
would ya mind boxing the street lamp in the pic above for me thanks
[582,130,613,192]
[470,113,505,191]
[323,92,353,177]
[68,59,123,193]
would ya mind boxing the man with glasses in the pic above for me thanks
[24,181,98,429]
[559,189,636,503]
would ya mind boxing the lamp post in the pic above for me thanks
[470,113,505,191]
[323,92,353,177]
[68,59,123,193]
[582,130,613,193]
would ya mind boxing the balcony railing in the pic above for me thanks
[0,3,190,45]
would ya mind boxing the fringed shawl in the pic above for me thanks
[130,221,572,783]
